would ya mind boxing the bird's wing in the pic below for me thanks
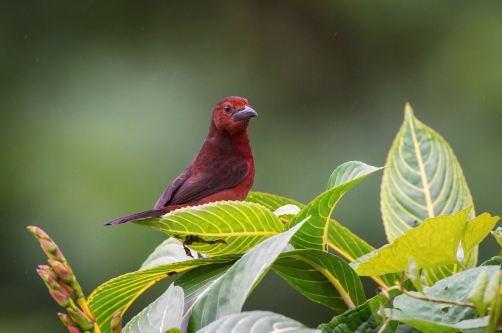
[153,155,248,209]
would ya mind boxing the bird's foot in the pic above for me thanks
[182,235,226,258]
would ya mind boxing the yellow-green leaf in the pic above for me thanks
[134,201,284,256]
[462,213,500,255]
[491,227,502,247]
[381,104,475,241]
[351,207,471,276]
[246,191,399,287]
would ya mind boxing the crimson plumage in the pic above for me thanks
[103,96,257,226]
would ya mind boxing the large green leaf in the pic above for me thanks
[187,220,307,332]
[175,263,234,332]
[385,266,500,332]
[381,104,476,284]
[381,103,475,240]
[246,192,399,287]
[140,238,195,270]
[288,162,382,251]
[318,295,393,333]
[88,255,240,333]
[122,283,184,333]
[134,201,284,256]
[196,311,320,333]
[273,249,365,312]
[351,208,471,276]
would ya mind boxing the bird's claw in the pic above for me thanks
[182,235,226,258]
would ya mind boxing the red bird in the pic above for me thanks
[103,96,257,226]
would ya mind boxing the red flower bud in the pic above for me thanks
[111,311,122,332]
[58,312,75,327]
[39,239,57,256]
[27,226,50,240]
[59,281,77,300]
[49,289,71,308]
[49,259,74,284]
[67,326,83,333]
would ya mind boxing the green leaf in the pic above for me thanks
[273,249,366,312]
[327,161,380,190]
[245,192,304,211]
[246,192,400,287]
[483,269,502,312]
[491,227,502,247]
[318,295,392,333]
[381,104,477,285]
[187,220,307,332]
[381,103,475,241]
[389,312,488,333]
[88,255,240,333]
[351,207,471,276]
[135,201,284,256]
[140,238,195,270]
[467,269,489,317]
[481,256,502,267]
[424,264,464,287]
[122,283,184,333]
[175,263,234,332]
[288,161,382,251]
[196,311,320,333]
[487,276,502,333]
[462,213,500,255]
[386,266,501,332]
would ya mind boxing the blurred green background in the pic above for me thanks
[1,1,502,331]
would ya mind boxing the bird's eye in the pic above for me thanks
[224,106,231,112]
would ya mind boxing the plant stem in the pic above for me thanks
[386,285,475,308]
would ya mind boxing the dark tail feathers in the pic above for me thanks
[102,209,170,226]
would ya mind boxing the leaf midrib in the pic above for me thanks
[407,107,434,218]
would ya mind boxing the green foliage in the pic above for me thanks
[135,201,284,255]
[88,255,240,333]
[318,295,391,333]
[287,161,382,251]
[273,249,365,312]
[387,266,501,332]
[197,311,320,333]
[381,104,475,241]
[187,221,306,332]
[122,283,183,333]
[29,104,502,333]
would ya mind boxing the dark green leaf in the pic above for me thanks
[175,263,234,332]
[88,255,240,333]
[273,249,365,312]
[188,220,307,332]
[318,295,392,333]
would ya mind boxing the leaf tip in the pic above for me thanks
[404,102,414,117]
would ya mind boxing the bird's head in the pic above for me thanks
[212,96,258,134]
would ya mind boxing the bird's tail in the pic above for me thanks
[102,208,170,226]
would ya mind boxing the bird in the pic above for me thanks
[103,96,257,226]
